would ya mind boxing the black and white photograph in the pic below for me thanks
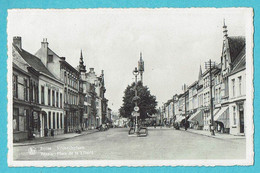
[7,8,254,167]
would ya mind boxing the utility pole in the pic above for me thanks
[183,84,187,131]
[206,59,215,136]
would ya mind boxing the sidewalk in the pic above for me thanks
[13,129,99,147]
[180,128,245,140]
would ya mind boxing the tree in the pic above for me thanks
[119,81,157,120]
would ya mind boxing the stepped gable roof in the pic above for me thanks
[13,44,55,78]
[227,36,245,63]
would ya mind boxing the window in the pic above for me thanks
[64,89,67,104]
[48,89,51,106]
[24,109,28,131]
[12,109,25,132]
[56,92,59,107]
[13,108,19,131]
[32,84,35,102]
[239,76,242,96]
[57,113,59,129]
[60,93,62,108]
[232,79,235,97]
[35,84,38,103]
[24,79,28,101]
[41,86,45,104]
[13,75,18,98]
[47,55,53,63]
[64,72,67,84]
[48,112,51,129]
[233,106,236,125]
[53,112,55,129]
[60,113,63,129]
[52,90,55,106]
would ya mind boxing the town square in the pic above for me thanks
[8,8,253,165]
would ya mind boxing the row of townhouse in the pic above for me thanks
[162,22,246,136]
[12,36,111,142]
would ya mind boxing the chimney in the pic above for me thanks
[13,36,22,50]
[41,38,49,49]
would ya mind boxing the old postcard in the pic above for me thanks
[7,8,254,167]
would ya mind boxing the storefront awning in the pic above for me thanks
[188,110,203,126]
[215,107,229,128]
[175,115,185,123]
[206,108,221,121]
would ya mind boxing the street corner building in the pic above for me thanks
[12,37,110,142]
[162,21,246,136]
[12,37,64,141]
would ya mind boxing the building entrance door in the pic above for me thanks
[239,104,244,133]
[239,110,244,133]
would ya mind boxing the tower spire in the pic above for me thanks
[223,18,228,38]
[138,52,144,83]
[79,49,86,72]
[198,64,202,80]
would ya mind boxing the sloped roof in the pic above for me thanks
[230,46,246,75]
[12,62,27,74]
[13,44,55,78]
[227,36,245,63]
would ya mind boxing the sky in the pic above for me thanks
[8,8,249,113]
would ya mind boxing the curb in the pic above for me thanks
[180,128,245,140]
[13,130,99,147]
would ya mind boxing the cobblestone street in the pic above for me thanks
[13,128,246,160]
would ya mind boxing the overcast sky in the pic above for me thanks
[8,8,248,113]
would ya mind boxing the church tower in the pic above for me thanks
[138,52,144,83]
[78,50,86,73]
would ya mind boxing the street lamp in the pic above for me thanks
[205,59,216,136]
[133,67,140,133]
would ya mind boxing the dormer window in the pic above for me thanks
[47,55,53,63]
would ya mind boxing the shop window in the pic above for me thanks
[233,106,236,125]
[13,108,19,131]
[18,111,25,131]
[24,109,29,131]
[33,112,39,132]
